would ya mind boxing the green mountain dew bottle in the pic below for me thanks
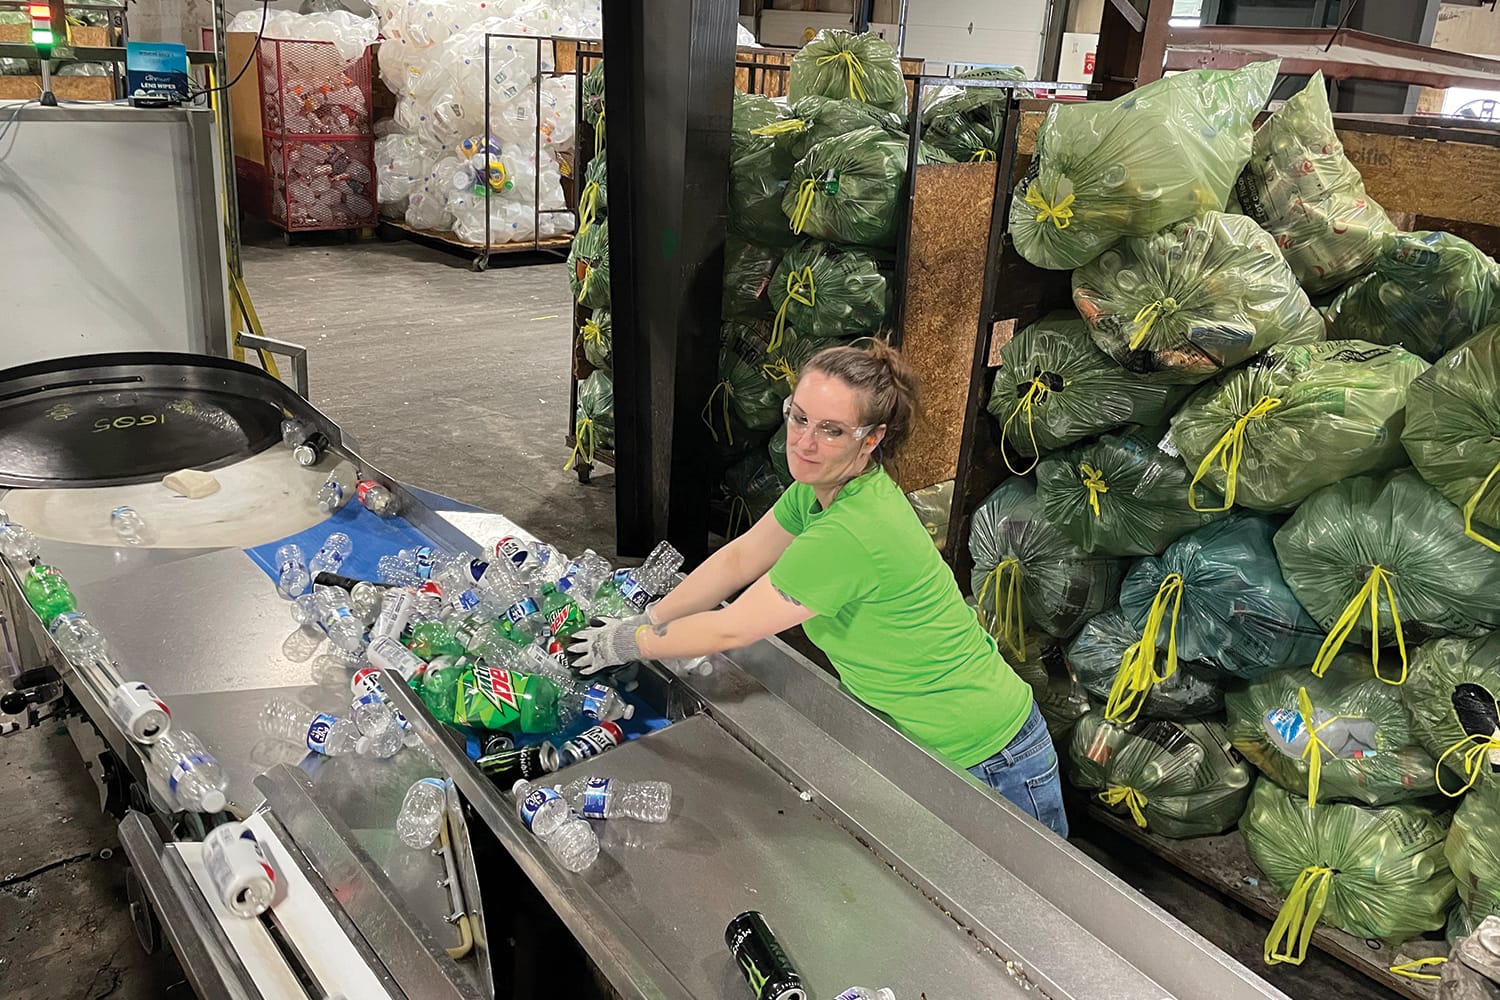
[416,655,466,722]
[23,564,77,626]
[408,621,466,660]
[453,663,561,733]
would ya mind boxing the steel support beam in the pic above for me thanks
[603,0,736,562]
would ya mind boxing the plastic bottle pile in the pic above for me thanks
[371,0,598,243]
[970,61,1500,966]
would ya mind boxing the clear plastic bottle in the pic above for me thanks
[147,728,228,813]
[309,532,353,575]
[581,682,635,723]
[316,591,367,654]
[352,693,403,758]
[556,777,671,822]
[0,521,38,563]
[317,469,353,513]
[48,610,109,664]
[259,697,366,755]
[280,417,307,448]
[397,777,447,848]
[111,505,148,545]
[593,540,683,617]
[512,779,599,873]
[275,543,310,598]
[349,580,383,622]
[411,581,445,623]
[834,989,895,1000]
[357,480,400,517]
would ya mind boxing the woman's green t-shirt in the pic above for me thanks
[767,466,1032,767]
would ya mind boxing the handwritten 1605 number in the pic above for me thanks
[93,414,165,432]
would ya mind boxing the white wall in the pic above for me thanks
[901,0,1049,72]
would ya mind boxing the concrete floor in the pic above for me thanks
[0,232,1405,1000]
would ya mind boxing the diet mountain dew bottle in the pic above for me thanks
[452,662,561,734]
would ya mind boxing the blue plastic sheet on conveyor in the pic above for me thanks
[240,494,671,752]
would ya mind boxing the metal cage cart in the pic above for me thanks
[257,36,377,240]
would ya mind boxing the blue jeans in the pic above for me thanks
[967,702,1069,838]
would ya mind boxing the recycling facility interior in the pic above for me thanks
[13,0,1500,999]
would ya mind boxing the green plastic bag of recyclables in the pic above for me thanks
[1448,780,1500,927]
[1226,657,1441,809]
[580,308,611,371]
[1403,326,1500,549]
[567,219,610,309]
[1067,608,1223,720]
[987,312,1185,469]
[1274,470,1500,684]
[569,370,613,470]
[783,126,907,248]
[1037,432,1223,558]
[1401,632,1500,793]
[1327,231,1500,362]
[729,93,801,248]
[921,65,1029,163]
[967,478,1123,657]
[787,29,906,114]
[1242,780,1455,963]
[1119,515,1323,683]
[1011,59,1277,271]
[1068,710,1252,838]
[1072,211,1325,385]
[769,241,888,344]
[1168,340,1428,513]
[1234,71,1395,295]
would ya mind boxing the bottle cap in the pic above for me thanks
[200,790,227,813]
[621,703,635,720]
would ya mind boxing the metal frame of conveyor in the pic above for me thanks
[0,353,1291,1000]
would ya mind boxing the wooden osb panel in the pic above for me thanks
[889,161,996,494]
[1337,127,1500,230]
[227,32,263,165]
[0,75,112,100]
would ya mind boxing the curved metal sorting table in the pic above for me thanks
[0,353,1291,1000]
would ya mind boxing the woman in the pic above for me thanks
[570,342,1068,836]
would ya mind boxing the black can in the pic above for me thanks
[725,911,805,1000]
[476,742,558,784]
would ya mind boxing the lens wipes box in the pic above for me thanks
[126,41,189,106]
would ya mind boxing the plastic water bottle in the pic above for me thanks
[309,532,353,575]
[835,989,895,1000]
[349,580,383,622]
[22,564,76,626]
[556,777,671,822]
[48,611,109,664]
[594,540,683,616]
[111,506,148,545]
[304,588,366,654]
[397,777,447,848]
[356,480,400,518]
[147,728,228,813]
[581,683,635,723]
[259,697,366,755]
[512,779,599,873]
[352,693,403,758]
[0,521,39,563]
[351,665,421,747]
[378,545,438,586]
[317,469,353,513]
[412,581,445,623]
[275,544,310,598]
[281,417,308,447]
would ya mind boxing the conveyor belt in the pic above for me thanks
[0,354,1294,1000]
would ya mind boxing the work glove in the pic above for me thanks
[567,617,646,676]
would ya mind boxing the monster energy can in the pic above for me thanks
[725,910,805,1000]
[475,742,559,784]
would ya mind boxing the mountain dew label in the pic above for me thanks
[457,664,530,731]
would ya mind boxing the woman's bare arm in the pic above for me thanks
[646,509,794,622]
[635,574,813,660]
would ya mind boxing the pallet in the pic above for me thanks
[1086,805,1446,1000]
[378,220,572,271]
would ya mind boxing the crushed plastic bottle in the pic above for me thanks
[22,564,76,626]
[411,580,445,623]
[275,544,310,599]
[357,480,400,517]
[834,989,896,1000]
[111,506,148,545]
[397,777,447,848]
[281,417,308,448]
[351,664,421,746]
[352,693,404,758]
[48,610,109,665]
[513,779,599,873]
[259,697,366,755]
[378,545,439,586]
[147,728,228,813]
[556,776,671,822]
[0,521,39,563]
[317,468,354,513]
[348,580,384,622]
[593,541,683,617]
[309,532,353,575]
[580,683,635,723]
